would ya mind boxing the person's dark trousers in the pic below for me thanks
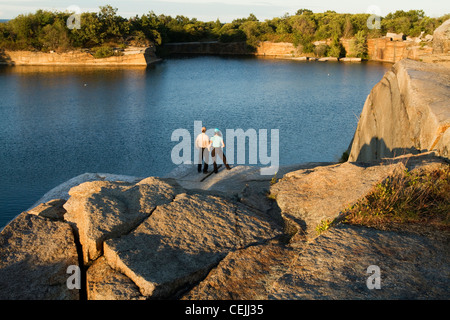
[211,147,231,173]
[197,147,209,173]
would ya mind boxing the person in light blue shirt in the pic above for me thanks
[210,129,224,148]
[210,128,231,173]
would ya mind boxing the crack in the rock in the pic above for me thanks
[80,192,182,300]
[74,186,288,300]
[68,223,87,300]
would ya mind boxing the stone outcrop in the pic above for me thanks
[160,41,251,56]
[271,152,447,240]
[271,161,403,240]
[86,256,144,300]
[30,172,143,209]
[27,199,66,221]
[253,38,433,63]
[254,39,431,62]
[348,59,450,162]
[103,192,281,298]
[0,47,160,66]
[0,212,79,299]
[433,19,450,54]
[184,222,449,299]
[0,153,450,300]
[366,37,433,63]
[182,153,449,299]
[159,38,431,63]
[182,243,294,300]
[63,177,182,263]
[255,41,297,57]
[0,169,285,299]
[0,152,448,299]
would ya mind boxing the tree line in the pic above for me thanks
[0,5,448,58]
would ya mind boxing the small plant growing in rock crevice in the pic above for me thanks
[270,172,278,186]
[266,192,276,200]
[316,219,333,235]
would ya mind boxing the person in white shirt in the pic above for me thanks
[195,126,211,173]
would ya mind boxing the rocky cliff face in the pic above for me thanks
[348,59,450,162]
[160,41,251,56]
[366,38,433,63]
[255,41,298,57]
[0,47,160,66]
[433,19,450,54]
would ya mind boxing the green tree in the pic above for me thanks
[73,12,102,47]
[0,6,448,54]
[218,28,246,43]
[8,14,35,49]
[295,9,313,16]
[314,43,329,57]
[98,5,129,43]
[211,18,223,37]
[290,14,316,49]
[342,17,353,38]
[381,10,427,36]
[350,30,368,58]
[232,13,258,24]
[275,18,292,34]
[328,34,345,58]
[132,12,164,44]
[240,20,265,47]
[40,18,70,51]
[314,11,345,39]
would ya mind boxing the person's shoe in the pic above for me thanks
[203,171,208,174]
[226,166,231,170]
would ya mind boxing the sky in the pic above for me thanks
[0,0,449,21]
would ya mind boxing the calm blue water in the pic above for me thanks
[0,56,390,228]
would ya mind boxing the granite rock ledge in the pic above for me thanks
[0,152,449,299]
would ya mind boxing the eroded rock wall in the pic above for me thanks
[433,19,450,54]
[348,59,450,162]
[1,47,160,66]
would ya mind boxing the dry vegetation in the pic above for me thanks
[342,164,450,235]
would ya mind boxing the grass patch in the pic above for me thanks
[342,165,450,231]
[316,219,333,235]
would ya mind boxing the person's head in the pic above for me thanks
[201,127,206,133]
[214,128,220,135]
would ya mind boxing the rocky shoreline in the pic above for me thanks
[1,18,449,68]
[0,20,449,300]
[0,152,448,300]
[0,46,161,66]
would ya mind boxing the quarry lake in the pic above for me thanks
[0,56,390,228]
